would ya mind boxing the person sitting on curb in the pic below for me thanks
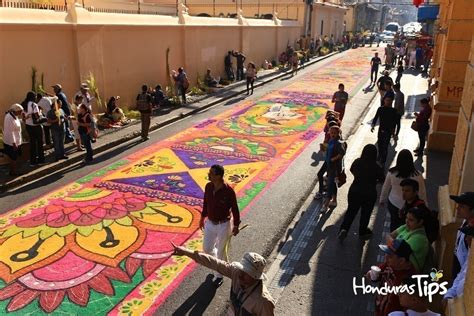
[171,243,276,316]
[367,239,416,316]
[390,207,430,273]
[204,69,219,88]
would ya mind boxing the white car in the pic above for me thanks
[379,31,395,43]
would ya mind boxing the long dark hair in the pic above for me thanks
[389,149,420,178]
[21,91,36,111]
[360,144,377,163]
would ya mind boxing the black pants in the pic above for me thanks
[370,67,379,82]
[26,124,45,164]
[395,73,402,85]
[43,125,52,145]
[388,199,405,232]
[246,77,254,94]
[395,114,402,136]
[236,66,244,81]
[340,187,376,234]
[225,66,234,81]
[317,162,337,197]
[418,124,429,152]
[377,130,391,164]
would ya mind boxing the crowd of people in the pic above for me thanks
[170,52,473,316]
[2,37,468,315]
[2,83,100,175]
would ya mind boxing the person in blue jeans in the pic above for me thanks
[315,126,345,212]
[46,99,68,161]
[77,104,93,163]
[52,84,75,143]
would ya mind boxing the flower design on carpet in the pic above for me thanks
[217,102,325,137]
[0,188,199,312]
[263,90,332,107]
[0,47,380,315]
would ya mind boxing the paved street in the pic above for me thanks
[0,47,382,315]
[267,68,450,315]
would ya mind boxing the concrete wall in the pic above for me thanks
[0,5,301,122]
[310,3,346,42]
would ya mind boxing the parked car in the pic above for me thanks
[378,31,395,43]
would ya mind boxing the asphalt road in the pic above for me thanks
[0,48,380,315]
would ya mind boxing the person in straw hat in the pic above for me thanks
[172,243,275,315]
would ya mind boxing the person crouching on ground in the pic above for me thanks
[315,126,345,212]
[172,244,275,315]
[3,104,24,176]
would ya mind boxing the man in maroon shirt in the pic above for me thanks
[200,164,241,286]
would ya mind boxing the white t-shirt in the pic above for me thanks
[25,101,40,126]
[37,97,55,126]
[379,172,427,209]
[3,112,22,146]
[389,310,440,316]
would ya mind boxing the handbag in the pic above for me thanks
[336,157,347,188]
[411,120,419,131]
[336,170,347,188]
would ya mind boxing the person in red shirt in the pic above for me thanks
[367,239,416,316]
[200,164,241,286]
[414,98,432,156]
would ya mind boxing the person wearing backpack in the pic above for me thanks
[77,104,94,163]
[136,84,153,141]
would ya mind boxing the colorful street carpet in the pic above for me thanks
[0,48,377,315]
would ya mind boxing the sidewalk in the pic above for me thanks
[0,51,340,192]
[265,69,451,315]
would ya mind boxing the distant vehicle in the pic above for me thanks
[378,31,395,43]
[403,22,422,34]
[385,22,400,33]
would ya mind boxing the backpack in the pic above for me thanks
[137,93,150,111]
[87,113,99,138]
[182,76,190,90]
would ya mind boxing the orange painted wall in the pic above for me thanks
[0,6,301,123]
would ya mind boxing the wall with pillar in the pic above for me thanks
[438,35,474,316]
[0,5,301,120]
[428,0,474,152]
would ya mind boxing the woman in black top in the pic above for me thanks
[338,144,384,241]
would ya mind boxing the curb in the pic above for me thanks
[1,51,342,192]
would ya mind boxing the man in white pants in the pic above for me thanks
[200,164,240,287]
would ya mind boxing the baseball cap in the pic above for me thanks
[51,84,62,89]
[80,83,90,90]
[450,192,474,209]
[232,252,267,280]
[379,239,412,261]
